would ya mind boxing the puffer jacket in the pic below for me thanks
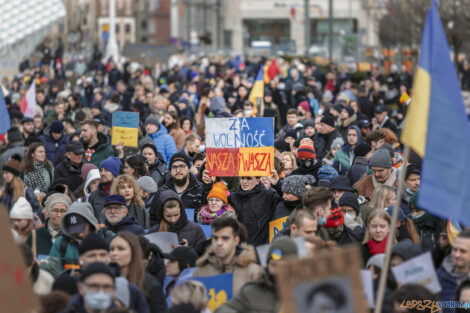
[104,213,145,235]
[193,243,261,296]
[147,124,177,164]
[40,126,69,164]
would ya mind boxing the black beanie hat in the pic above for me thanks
[338,192,360,214]
[353,142,371,157]
[320,114,335,128]
[7,126,23,143]
[140,143,158,156]
[52,274,79,296]
[78,233,109,255]
[169,152,191,168]
[80,262,115,282]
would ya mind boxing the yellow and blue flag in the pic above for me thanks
[0,88,11,135]
[248,66,264,116]
[401,0,470,224]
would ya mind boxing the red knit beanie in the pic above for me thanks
[324,205,344,227]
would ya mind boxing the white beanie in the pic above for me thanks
[10,197,34,220]
[44,193,72,214]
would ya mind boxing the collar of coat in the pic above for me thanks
[196,243,257,270]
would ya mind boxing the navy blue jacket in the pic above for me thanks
[40,127,69,165]
[104,214,145,235]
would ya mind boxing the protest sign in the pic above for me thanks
[144,232,179,254]
[0,208,39,313]
[199,224,213,238]
[193,273,233,312]
[111,111,139,147]
[205,117,274,176]
[360,269,375,308]
[185,208,195,222]
[391,251,441,293]
[269,216,288,243]
[275,245,367,313]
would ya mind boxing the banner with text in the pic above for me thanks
[205,117,274,176]
[111,111,139,147]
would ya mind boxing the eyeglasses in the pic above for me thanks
[51,209,67,215]
[83,282,114,293]
[171,164,188,172]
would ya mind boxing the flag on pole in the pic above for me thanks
[248,66,264,117]
[0,88,11,135]
[19,82,36,118]
[401,0,470,224]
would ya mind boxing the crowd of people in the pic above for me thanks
[1,50,469,313]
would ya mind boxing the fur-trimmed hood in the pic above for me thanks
[196,243,258,269]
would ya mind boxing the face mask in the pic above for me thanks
[318,108,324,115]
[318,216,327,226]
[405,186,417,196]
[278,83,286,90]
[244,110,253,116]
[344,213,356,221]
[299,159,313,168]
[411,212,425,219]
[84,291,112,311]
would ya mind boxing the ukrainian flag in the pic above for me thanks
[401,0,470,224]
[248,65,264,116]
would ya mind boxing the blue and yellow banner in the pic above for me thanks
[193,273,233,312]
[111,111,139,147]
[401,0,470,224]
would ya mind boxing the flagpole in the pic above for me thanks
[374,145,410,313]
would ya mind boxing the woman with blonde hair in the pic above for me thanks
[171,280,210,313]
[280,151,297,176]
[111,174,149,229]
[362,210,396,264]
[368,185,397,210]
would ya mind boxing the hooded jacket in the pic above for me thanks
[193,243,261,297]
[147,124,178,164]
[83,132,115,167]
[437,255,468,313]
[49,202,110,270]
[333,125,362,175]
[348,156,369,185]
[40,126,69,164]
[210,97,231,117]
[104,213,145,235]
[150,174,203,225]
[148,189,206,248]
[229,182,288,246]
[215,268,278,313]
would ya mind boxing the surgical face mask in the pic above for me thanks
[344,213,356,221]
[318,216,327,226]
[244,110,253,116]
[411,212,426,219]
[318,108,324,115]
[84,291,112,311]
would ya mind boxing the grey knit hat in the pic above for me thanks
[370,149,392,168]
[281,175,316,199]
[145,116,159,127]
[137,176,158,194]
[44,193,72,214]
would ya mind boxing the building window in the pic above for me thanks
[141,21,147,29]
[116,24,120,33]
[125,23,131,33]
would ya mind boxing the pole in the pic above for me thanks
[374,145,411,313]
[328,0,333,63]
[105,0,120,63]
[304,0,310,56]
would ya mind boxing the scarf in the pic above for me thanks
[24,162,49,193]
[367,235,389,255]
[198,205,236,224]
[48,221,62,242]
[101,182,112,196]
[410,212,431,228]
[372,168,397,188]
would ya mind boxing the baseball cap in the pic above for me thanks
[67,214,88,234]
[162,246,198,268]
[66,141,85,154]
